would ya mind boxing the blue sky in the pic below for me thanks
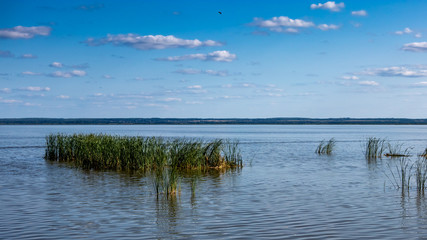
[1,0,427,118]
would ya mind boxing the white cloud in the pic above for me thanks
[402,42,427,52]
[414,82,427,86]
[251,16,339,33]
[57,95,70,99]
[358,81,379,86]
[49,62,63,68]
[395,27,413,35]
[103,74,114,79]
[174,68,229,77]
[157,50,236,62]
[415,33,422,38]
[0,97,21,104]
[1,88,11,93]
[187,85,203,89]
[318,24,340,31]
[351,10,367,16]
[0,26,51,39]
[310,1,345,12]
[22,71,42,76]
[20,54,37,59]
[251,16,314,33]
[341,75,359,80]
[164,97,182,102]
[361,66,427,77]
[49,70,86,78]
[85,34,222,50]
[22,86,51,92]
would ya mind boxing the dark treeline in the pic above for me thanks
[1,118,427,125]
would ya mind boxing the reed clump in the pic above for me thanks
[364,137,387,160]
[45,134,243,171]
[315,138,335,155]
[420,147,427,158]
[384,142,411,158]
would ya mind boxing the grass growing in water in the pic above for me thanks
[364,137,387,160]
[315,138,335,155]
[384,142,411,157]
[45,134,243,171]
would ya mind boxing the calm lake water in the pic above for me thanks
[1,125,427,239]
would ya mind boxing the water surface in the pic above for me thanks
[1,125,427,239]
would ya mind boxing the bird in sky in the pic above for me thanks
[218,11,222,14]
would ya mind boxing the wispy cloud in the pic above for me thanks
[351,10,367,16]
[401,42,427,52]
[49,70,87,78]
[0,50,14,58]
[156,50,236,62]
[358,81,379,86]
[85,34,222,50]
[22,71,43,76]
[49,62,63,68]
[395,27,413,35]
[76,3,104,11]
[317,24,340,31]
[0,26,51,39]
[360,66,427,77]
[174,68,229,77]
[310,1,345,12]
[341,75,359,80]
[57,95,70,99]
[21,86,51,92]
[20,54,37,59]
[1,88,11,93]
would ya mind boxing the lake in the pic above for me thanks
[1,125,427,239]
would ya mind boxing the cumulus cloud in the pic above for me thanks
[174,68,229,77]
[49,70,86,78]
[156,50,236,62]
[318,24,340,31]
[401,42,427,52]
[251,16,339,33]
[251,16,314,33]
[310,1,345,12]
[415,33,422,38]
[21,86,51,92]
[358,81,379,86]
[85,34,222,50]
[351,10,367,16]
[0,50,14,58]
[0,26,51,39]
[49,62,63,68]
[360,66,427,77]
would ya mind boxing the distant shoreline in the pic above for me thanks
[1,118,427,125]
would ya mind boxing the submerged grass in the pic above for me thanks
[45,134,243,171]
[315,138,335,155]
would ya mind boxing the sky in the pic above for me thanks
[1,0,427,118]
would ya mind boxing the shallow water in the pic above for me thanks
[1,125,427,239]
